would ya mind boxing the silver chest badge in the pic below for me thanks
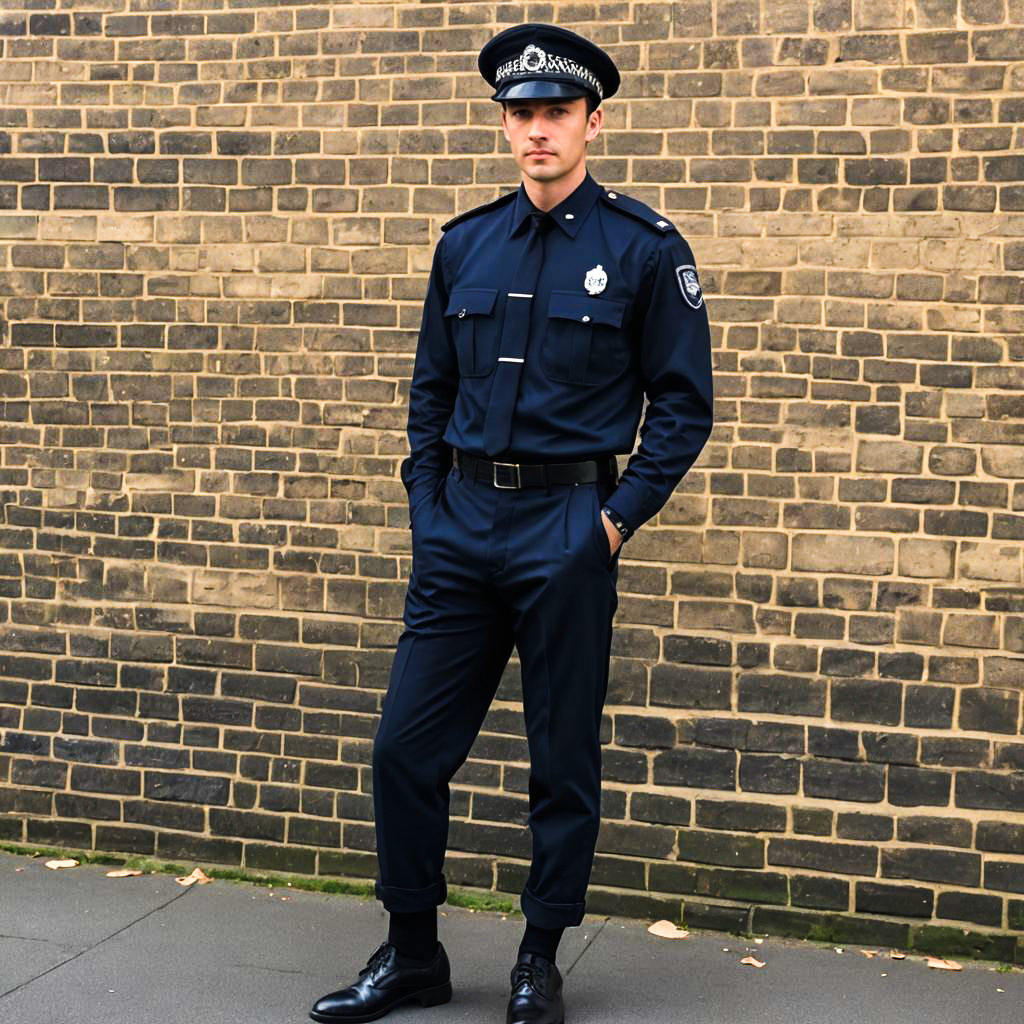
[584,264,607,296]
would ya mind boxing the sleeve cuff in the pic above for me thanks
[600,502,634,542]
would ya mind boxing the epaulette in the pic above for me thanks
[598,188,678,235]
[440,189,518,232]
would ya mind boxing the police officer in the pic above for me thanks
[309,22,713,1024]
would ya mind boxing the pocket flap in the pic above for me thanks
[548,290,625,328]
[445,288,498,318]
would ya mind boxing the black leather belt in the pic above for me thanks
[453,449,618,489]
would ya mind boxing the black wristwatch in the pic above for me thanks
[600,505,630,540]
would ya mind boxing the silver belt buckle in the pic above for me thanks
[492,461,521,489]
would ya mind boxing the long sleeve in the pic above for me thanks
[601,231,714,538]
[400,234,459,514]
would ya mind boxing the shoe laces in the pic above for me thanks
[511,957,549,995]
[358,940,392,978]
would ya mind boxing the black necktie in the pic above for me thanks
[482,210,550,457]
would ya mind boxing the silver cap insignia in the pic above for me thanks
[521,44,546,72]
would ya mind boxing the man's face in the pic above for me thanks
[500,97,602,184]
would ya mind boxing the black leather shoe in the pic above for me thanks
[505,951,565,1024]
[309,939,452,1023]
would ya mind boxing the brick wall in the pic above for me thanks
[1,1,1023,960]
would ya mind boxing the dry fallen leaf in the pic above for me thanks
[174,866,213,887]
[890,950,907,959]
[44,859,79,870]
[860,949,879,958]
[926,957,963,971]
[740,956,766,968]
[105,869,143,878]
[647,919,690,939]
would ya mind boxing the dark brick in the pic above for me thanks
[143,771,230,805]
[650,663,732,709]
[921,737,989,768]
[863,731,918,765]
[737,673,825,716]
[209,807,285,842]
[936,891,1003,927]
[768,837,878,876]
[904,685,954,728]
[70,764,140,796]
[652,748,736,791]
[678,829,764,868]
[882,847,981,886]
[831,679,902,724]
[836,812,893,841]
[856,881,934,918]
[976,821,1024,855]
[695,866,789,904]
[897,815,972,848]
[958,687,1018,734]
[956,771,1024,812]
[791,874,849,910]
[888,765,952,807]
[803,761,885,803]
[792,807,832,836]
[983,861,1024,895]
[808,726,859,760]
[630,792,692,826]
[695,798,787,832]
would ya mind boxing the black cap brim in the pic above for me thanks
[492,78,593,103]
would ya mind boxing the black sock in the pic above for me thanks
[388,908,438,963]
[518,921,564,964]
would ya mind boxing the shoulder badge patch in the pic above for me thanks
[675,264,703,309]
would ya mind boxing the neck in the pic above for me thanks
[521,160,587,212]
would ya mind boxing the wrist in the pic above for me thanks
[600,505,630,541]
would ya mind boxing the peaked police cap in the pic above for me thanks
[478,23,620,105]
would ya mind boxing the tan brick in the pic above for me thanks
[898,539,955,579]
[793,534,894,575]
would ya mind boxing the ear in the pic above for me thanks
[585,105,603,144]
[500,104,511,144]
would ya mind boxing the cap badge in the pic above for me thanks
[521,44,547,72]
[584,264,608,296]
[675,264,703,309]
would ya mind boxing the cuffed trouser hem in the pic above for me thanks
[374,877,447,913]
[521,886,586,928]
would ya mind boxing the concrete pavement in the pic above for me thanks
[1,847,1021,1024]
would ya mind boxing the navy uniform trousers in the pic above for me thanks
[372,457,622,929]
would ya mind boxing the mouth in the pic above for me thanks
[526,150,554,158]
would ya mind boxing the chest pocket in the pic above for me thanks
[445,288,498,378]
[543,291,629,386]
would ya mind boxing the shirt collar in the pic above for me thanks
[508,169,603,240]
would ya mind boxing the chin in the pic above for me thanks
[523,162,566,181]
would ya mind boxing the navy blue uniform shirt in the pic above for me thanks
[401,169,714,541]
